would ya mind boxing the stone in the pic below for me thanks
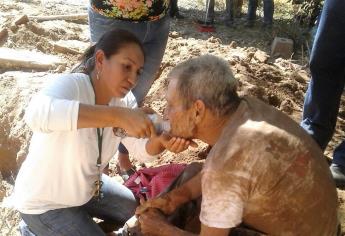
[229,41,237,48]
[271,37,294,59]
[14,15,29,26]
[254,50,270,63]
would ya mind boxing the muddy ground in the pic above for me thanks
[0,0,344,235]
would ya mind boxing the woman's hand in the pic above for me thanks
[117,107,156,139]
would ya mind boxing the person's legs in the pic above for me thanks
[205,0,215,22]
[20,175,137,235]
[223,0,234,25]
[301,0,345,150]
[83,174,137,231]
[246,0,258,26]
[131,16,170,105]
[263,0,274,25]
[20,207,105,236]
[170,0,184,18]
[300,0,345,186]
[18,220,36,236]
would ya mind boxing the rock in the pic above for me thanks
[0,28,8,42]
[246,52,255,62]
[271,37,294,59]
[14,15,29,26]
[53,43,81,55]
[229,41,237,48]
[207,36,217,43]
[0,47,65,71]
[169,31,179,38]
[9,24,19,33]
[55,64,66,73]
[280,99,294,114]
[254,50,270,63]
[290,71,308,84]
[0,72,49,178]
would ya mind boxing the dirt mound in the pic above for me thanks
[0,72,49,177]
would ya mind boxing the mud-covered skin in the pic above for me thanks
[201,97,338,235]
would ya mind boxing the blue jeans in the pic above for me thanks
[207,0,233,21]
[247,0,274,24]
[88,7,170,105]
[19,175,137,236]
[301,0,345,166]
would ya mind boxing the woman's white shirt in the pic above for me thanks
[14,73,156,214]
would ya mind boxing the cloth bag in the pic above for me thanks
[124,163,186,200]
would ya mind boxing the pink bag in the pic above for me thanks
[124,164,186,200]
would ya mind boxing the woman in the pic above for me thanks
[14,29,191,236]
[88,0,172,178]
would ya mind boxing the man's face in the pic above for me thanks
[164,78,197,139]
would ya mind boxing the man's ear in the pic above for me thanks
[193,100,206,124]
[95,49,105,71]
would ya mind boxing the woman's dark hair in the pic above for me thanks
[72,29,144,74]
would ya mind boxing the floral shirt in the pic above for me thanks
[91,0,170,21]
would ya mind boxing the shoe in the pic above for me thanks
[197,18,214,26]
[170,11,185,19]
[330,164,345,188]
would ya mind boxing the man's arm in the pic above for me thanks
[155,223,230,236]
[139,209,231,236]
[136,171,202,215]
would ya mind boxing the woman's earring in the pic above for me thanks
[96,71,100,80]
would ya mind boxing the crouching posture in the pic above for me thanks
[137,55,339,236]
[14,29,193,236]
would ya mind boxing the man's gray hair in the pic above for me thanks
[168,54,240,117]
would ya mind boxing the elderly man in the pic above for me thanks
[136,55,339,236]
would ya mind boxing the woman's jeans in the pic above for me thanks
[247,0,274,24]
[300,0,345,166]
[19,175,137,236]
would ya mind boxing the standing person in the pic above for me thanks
[246,0,274,28]
[201,0,234,26]
[136,55,339,236]
[200,0,243,27]
[170,0,185,19]
[15,29,192,236]
[88,0,171,178]
[301,0,345,188]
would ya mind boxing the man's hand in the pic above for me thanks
[159,133,198,153]
[136,195,178,216]
[138,208,171,236]
[146,132,198,156]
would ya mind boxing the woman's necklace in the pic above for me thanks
[88,74,104,200]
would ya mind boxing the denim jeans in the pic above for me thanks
[19,174,137,236]
[207,0,233,21]
[300,0,345,166]
[88,7,170,105]
[247,0,274,24]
